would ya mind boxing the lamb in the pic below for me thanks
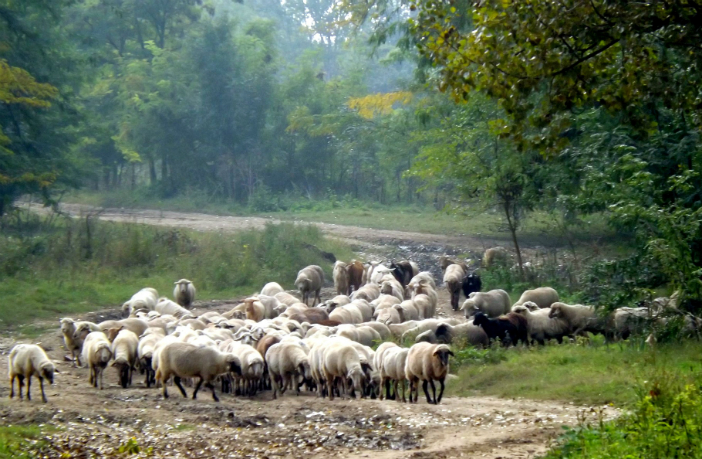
[111,329,139,388]
[443,263,467,310]
[472,312,529,346]
[8,344,56,403]
[155,342,241,402]
[380,346,410,402]
[82,331,114,389]
[155,298,194,319]
[548,302,599,336]
[173,279,196,308]
[513,287,559,309]
[321,339,370,400]
[122,287,159,317]
[416,323,489,347]
[138,328,165,387]
[405,342,454,404]
[333,261,350,295]
[266,342,312,398]
[461,289,511,318]
[295,265,325,306]
[60,318,98,367]
[261,282,284,296]
[352,283,381,302]
[512,305,570,345]
[347,260,365,293]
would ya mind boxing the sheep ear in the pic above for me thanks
[447,350,455,357]
[54,368,61,374]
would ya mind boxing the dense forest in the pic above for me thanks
[2,0,702,311]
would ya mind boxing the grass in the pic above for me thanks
[447,338,702,406]
[0,211,353,329]
[0,425,52,459]
[65,189,620,247]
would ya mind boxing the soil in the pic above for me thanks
[3,204,619,458]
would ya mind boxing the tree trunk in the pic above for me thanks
[503,199,524,278]
[149,158,157,185]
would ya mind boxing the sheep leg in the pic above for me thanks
[39,377,47,403]
[207,382,219,402]
[428,379,438,404]
[26,376,32,401]
[379,377,387,401]
[399,379,407,403]
[384,378,394,400]
[174,376,188,398]
[99,367,105,390]
[422,380,432,404]
[9,375,14,399]
[436,379,445,404]
[192,377,203,399]
[326,376,335,401]
[17,376,24,400]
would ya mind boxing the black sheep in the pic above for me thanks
[472,312,529,346]
[390,260,414,287]
[461,273,482,298]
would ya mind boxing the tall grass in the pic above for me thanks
[0,210,353,328]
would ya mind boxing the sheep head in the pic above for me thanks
[511,305,529,316]
[523,301,540,312]
[548,303,563,319]
[432,344,455,367]
[40,362,56,384]
[60,318,75,335]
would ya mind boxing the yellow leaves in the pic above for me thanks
[0,60,58,107]
[347,91,413,119]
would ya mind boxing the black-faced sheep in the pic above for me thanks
[321,339,370,400]
[512,305,570,345]
[111,329,139,388]
[156,342,242,402]
[416,323,489,348]
[405,342,454,404]
[173,279,196,308]
[8,344,56,403]
[266,342,312,398]
[138,328,165,387]
[295,265,325,306]
[82,331,113,389]
[472,312,528,346]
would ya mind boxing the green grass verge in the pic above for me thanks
[0,425,51,459]
[448,339,702,406]
[0,212,353,329]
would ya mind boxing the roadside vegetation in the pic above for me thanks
[0,425,51,459]
[0,210,352,328]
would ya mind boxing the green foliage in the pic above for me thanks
[0,425,50,459]
[448,340,702,406]
[0,210,352,327]
[544,379,702,459]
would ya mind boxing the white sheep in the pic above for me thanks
[329,304,364,324]
[333,261,350,295]
[155,298,194,319]
[266,341,312,398]
[295,265,325,306]
[352,283,381,302]
[82,331,113,389]
[261,282,285,296]
[336,325,381,346]
[376,307,402,324]
[359,321,391,341]
[372,294,402,311]
[379,276,404,302]
[513,287,559,309]
[60,318,96,367]
[8,344,56,403]
[122,287,158,317]
[405,342,454,404]
[173,279,196,308]
[416,322,489,347]
[350,299,374,322]
[443,264,467,310]
[222,341,265,396]
[274,291,301,306]
[380,346,410,402]
[512,305,570,345]
[137,327,165,387]
[155,342,241,402]
[408,272,436,291]
[111,329,139,388]
[460,289,511,318]
[482,247,508,268]
[243,297,278,322]
[394,300,420,322]
[413,282,438,318]
[321,339,369,400]
[548,302,598,335]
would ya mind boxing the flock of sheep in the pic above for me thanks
[8,249,701,406]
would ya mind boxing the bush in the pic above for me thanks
[545,377,702,459]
